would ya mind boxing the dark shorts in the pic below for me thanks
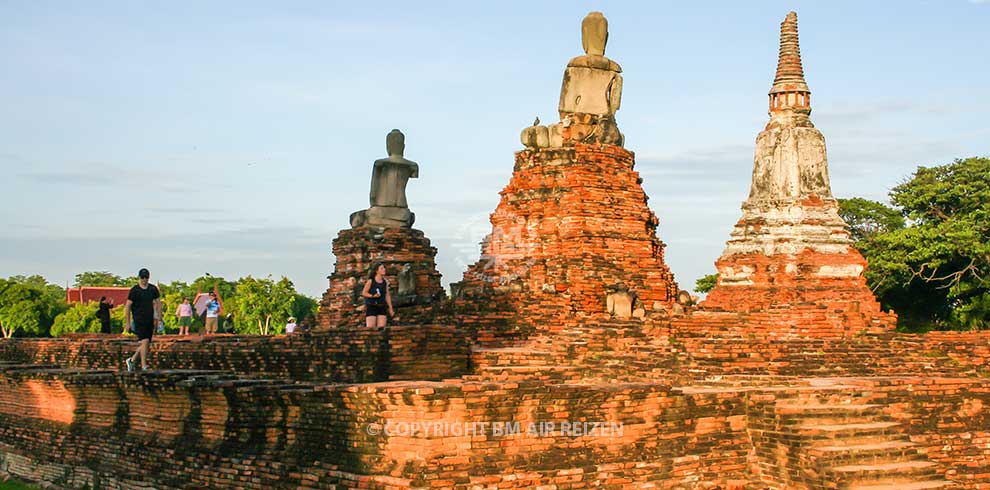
[133,320,155,341]
[366,304,388,317]
[179,316,192,327]
[99,316,112,334]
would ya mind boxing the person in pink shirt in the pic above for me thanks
[176,297,194,336]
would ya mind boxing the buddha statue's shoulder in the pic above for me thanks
[566,54,621,73]
[374,155,418,167]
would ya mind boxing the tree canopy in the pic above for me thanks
[839,157,990,331]
[0,279,55,338]
[232,276,296,335]
[694,273,718,294]
[73,271,135,287]
[1,272,318,338]
[838,197,906,242]
[50,302,101,336]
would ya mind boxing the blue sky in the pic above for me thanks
[1,1,987,297]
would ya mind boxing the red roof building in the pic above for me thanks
[65,287,131,306]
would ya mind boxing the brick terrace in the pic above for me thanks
[1,321,987,489]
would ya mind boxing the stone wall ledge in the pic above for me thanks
[0,325,470,383]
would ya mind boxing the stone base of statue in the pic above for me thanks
[451,143,679,343]
[315,226,445,329]
[349,206,415,228]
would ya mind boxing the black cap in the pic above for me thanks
[138,268,150,279]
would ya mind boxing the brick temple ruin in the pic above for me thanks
[1,11,988,490]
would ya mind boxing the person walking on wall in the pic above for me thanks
[176,297,193,336]
[124,268,161,372]
[204,291,221,335]
[97,296,113,334]
[361,263,393,328]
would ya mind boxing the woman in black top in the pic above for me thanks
[361,263,394,328]
[97,296,113,334]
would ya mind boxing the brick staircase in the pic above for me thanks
[464,319,679,383]
[675,335,973,380]
[756,392,951,490]
[462,346,581,382]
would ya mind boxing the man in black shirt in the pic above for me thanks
[124,268,161,372]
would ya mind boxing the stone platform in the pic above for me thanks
[318,227,446,328]
[0,325,987,490]
[453,144,679,342]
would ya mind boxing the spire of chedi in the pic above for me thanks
[770,11,810,112]
[701,12,895,336]
[749,10,830,203]
[521,12,624,149]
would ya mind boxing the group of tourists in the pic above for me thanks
[115,262,393,372]
[175,293,224,334]
[112,268,222,372]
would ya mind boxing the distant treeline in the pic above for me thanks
[0,273,318,338]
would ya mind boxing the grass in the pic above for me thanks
[0,481,41,490]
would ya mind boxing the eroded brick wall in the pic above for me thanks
[0,326,468,382]
[0,365,758,490]
[2,364,988,490]
[317,228,447,329]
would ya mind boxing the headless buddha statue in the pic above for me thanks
[522,12,624,149]
[350,129,419,228]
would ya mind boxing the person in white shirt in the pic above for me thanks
[204,292,221,335]
[285,317,297,335]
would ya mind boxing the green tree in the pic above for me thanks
[233,276,295,335]
[8,275,67,332]
[841,157,990,331]
[838,197,906,242]
[73,271,131,287]
[51,301,128,336]
[0,279,50,338]
[189,275,237,302]
[10,274,64,299]
[291,294,319,324]
[50,303,101,336]
[159,289,183,333]
[694,273,718,294]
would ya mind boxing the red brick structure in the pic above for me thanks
[701,12,895,335]
[317,227,445,328]
[454,145,678,340]
[452,14,678,341]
